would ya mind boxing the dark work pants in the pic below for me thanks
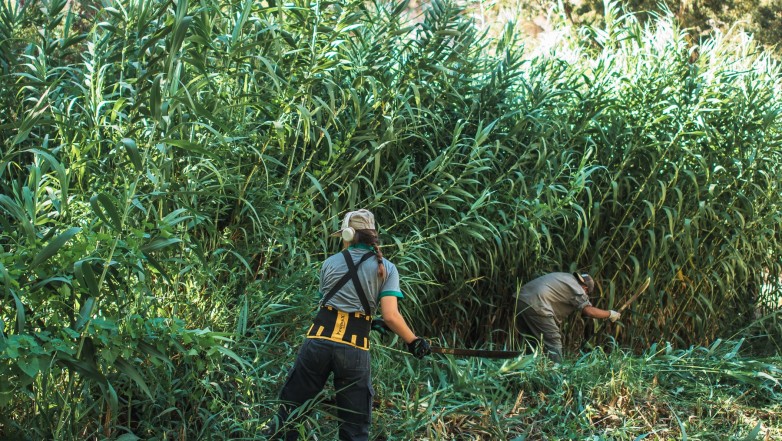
[515,300,564,363]
[272,338,373,441]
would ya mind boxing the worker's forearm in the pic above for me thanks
[381,310,417,344]
[582,305,611,319]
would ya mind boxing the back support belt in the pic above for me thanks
[306,306,372,350]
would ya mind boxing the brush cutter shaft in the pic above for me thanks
[430,346,523,358]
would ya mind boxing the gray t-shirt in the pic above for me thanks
[319,244,403,315]
[516,272,592,322]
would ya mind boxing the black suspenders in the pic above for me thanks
[308,250,377,350]
[320,250,375,315]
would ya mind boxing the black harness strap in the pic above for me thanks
[343,250,373,315]
[320,250,375,315]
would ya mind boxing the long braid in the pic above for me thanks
[355,229,386,280]
[372,242,386,280]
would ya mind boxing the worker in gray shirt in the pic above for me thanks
[515,272,620,363]
[267,209,429,441]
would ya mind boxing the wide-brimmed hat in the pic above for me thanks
[574,272,595,295]
[330,209,377,239]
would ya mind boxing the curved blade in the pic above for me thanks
[618,277,651,313]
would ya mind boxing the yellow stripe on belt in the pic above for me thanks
[332,310,349,340]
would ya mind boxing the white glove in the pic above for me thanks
[608,310,621,322]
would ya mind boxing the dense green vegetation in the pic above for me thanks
[1,0,780,438]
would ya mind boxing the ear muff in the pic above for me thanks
[341,227,355,242]
[340,212,355,242]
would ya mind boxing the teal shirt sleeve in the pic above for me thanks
[378,260,404,299]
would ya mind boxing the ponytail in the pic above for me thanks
[372,243,386,280]
[354,229,386,280]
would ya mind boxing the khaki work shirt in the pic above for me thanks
[516,272,592,323]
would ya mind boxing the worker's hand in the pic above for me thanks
[608,310,621,322]
[407,337,431,359]
[371,318,390,336]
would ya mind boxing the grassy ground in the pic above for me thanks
[261,338,781,440]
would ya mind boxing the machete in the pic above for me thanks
[617,276,651,313]
[429,345,523,359]
[583,276,652,349]
[373,320,524,358]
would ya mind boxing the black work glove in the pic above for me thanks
[371,319,391,336]
[407,337,431,359]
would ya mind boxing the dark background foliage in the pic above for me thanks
[564,0,782,54]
